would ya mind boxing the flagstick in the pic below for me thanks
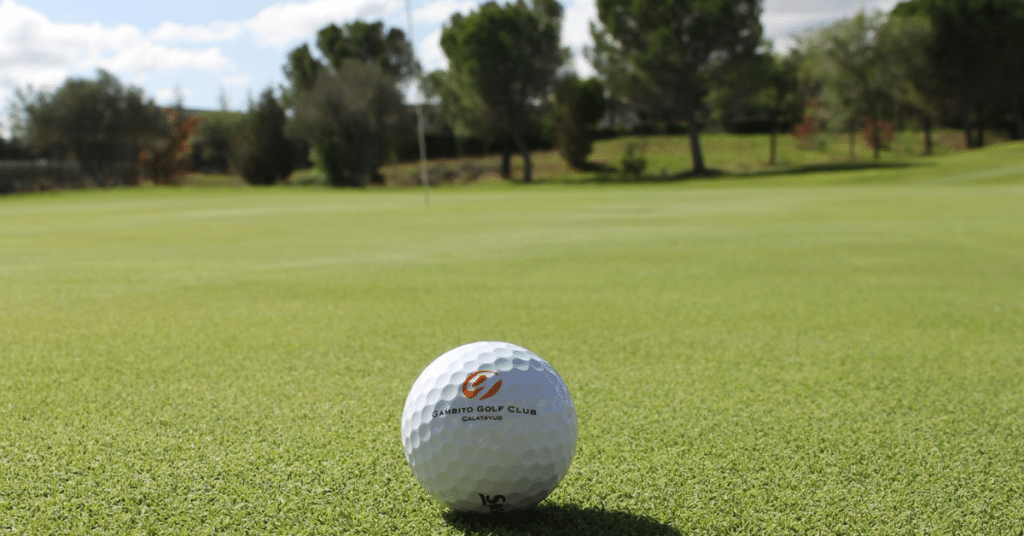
[406,0,430,208]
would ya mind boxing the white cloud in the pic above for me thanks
[761,0,900,49]
[99,43,231,73]
[418,27,447,72]
[0,0,234,84]
[0,0,140,73]
[0,65,67,93]
[412,0,477,24]
[0,0,238,113]
[149,21,242,42]
[246,0,404,48]
[221,74,251,87]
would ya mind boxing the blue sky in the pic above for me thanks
[1,0,895,134]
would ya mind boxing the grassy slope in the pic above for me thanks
[1,143,1023,534]
[375,129,997,187]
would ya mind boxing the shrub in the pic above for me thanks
[148,109,201,185]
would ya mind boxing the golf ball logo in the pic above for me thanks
[462,370,502,400]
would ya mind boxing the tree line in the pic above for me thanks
[2,0,1022,190]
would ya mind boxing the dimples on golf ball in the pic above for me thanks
[401,341,578,513]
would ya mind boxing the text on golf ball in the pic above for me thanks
[431,405,538,418]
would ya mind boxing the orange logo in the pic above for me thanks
[462,371,502,400]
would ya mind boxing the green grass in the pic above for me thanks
[377,129,1001,186]
[2,142,1023,534]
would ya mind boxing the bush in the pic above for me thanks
[147,109,201,185]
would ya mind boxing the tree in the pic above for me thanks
[17,70,164,183]
[286,22,417,94]
[441,0,566,183]
[800,11,895,160]
[238,89,295,186]
[423,68,504,166]
[290,61,407,187]
[707,43,801,165]
[143,109,202,185]
[218,87,231,112]
[0,136,33,160]
[595,0,762,174]
[585,23,640,130]
[283,21,416,186]
[764,53,803,165]
[284,44,323,95]
[877,13,937,154]
[893,0,1024,146]
[554,75,605,169]
[192,111,246,173]
[316,21,416,82]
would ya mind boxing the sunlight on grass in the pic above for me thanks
[1,143,1022,534]
[371,129,1005,187]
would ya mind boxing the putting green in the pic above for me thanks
[1,144,1022,534]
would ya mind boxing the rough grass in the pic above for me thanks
[1,142,1023,534]
[376,129,1001,186]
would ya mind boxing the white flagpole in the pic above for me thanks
[406,0,430,208]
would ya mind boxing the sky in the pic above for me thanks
[1,0,897,135]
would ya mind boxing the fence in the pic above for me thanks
[0,161,85,194]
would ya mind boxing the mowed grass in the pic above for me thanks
[2,142,1023,534]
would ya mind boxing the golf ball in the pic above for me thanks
[401,341,578,513]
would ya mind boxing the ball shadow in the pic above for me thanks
[443,503,681,536]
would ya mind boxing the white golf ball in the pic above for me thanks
[401,341,578,513]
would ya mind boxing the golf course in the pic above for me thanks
[1,139,1022,534]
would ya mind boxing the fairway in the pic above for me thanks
[2,144,1023,534]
